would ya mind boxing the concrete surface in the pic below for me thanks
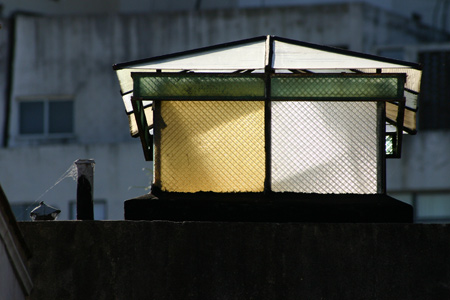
[19,221,450,299]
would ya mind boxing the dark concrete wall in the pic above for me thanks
[19,221,450,300]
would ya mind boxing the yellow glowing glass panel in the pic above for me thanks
[155,101,265,193]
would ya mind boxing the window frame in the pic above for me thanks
[389,191,450,223]
[16,96,75,141]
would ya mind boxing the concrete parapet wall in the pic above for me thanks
[19,221,450,299]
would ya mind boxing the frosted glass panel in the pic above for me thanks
[156,101,265,193]
[271,101,379,194]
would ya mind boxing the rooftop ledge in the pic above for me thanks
[125,192,412,223]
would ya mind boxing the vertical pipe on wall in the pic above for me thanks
[75,159,95,220]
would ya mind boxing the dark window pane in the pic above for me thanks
[49,101,73,133]
[418,51,450,130]
[19,101,44,134]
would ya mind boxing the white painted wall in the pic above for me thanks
[7,5,437,145]
[392,0,447,31]
[1,3,448,221]
[0,0,395,16]
[239,0,392,10]
[387,131,450,192]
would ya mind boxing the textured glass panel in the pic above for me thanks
[128,105,153,137]
[271,75,400,99]
[156,101,265,193]
[49,101,73,133]
[271,101,378,194]
[355,68,421,94]
[386,102,417,134]
[385,134,394,155]
[135,74,265,99]
[19,101,44,134]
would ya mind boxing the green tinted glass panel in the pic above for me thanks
[133,73,265,100]
[271,75,402,100]
[385,134,394,156]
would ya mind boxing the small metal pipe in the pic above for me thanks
[75,159,95,220]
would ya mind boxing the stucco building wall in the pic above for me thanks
[1,3,448,220]
[0,142,152,220]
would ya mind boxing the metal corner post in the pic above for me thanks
[264,35,274,194]
[377,102,386,194]
[75,159,95,220]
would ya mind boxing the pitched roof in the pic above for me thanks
[113,35,421,136]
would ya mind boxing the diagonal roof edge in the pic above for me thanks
[272,36,422,70]
[113,35,422,71]
[113,35,423,138]
[112,36,268,71]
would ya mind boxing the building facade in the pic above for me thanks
[0,1,449,221]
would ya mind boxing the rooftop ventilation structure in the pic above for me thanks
[114,36,422,222]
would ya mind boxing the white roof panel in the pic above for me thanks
[130,40,266,71]
[272,40,413,70]
[113,35,422,137]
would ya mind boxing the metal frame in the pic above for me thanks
[130,69,406,195]
[114,35,422,72]
[132,72,405,101]
[131,71,406,160]
[131,98,153,161]
[131,72,266,100]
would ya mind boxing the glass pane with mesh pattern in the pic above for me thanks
[271,75,401,99]
[156,101,265,193]
[134,74,265,99]
[385,134,394,156]
[271,101,379,194]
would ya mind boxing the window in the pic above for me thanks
[19,99,74,136]
[415,193,450,223]
[69,200,107,220]
[418,50,450,130]
[389,192,450,223]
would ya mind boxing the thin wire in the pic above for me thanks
[35,164,77,203]
[17,163,78,220]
